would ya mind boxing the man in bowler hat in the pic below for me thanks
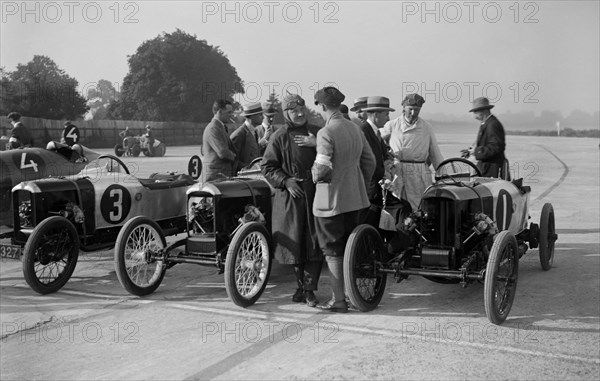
[461,97,508,178]
[312,86,376,313]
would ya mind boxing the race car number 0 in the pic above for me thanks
[101,185,131,224]
[495,189,513,231]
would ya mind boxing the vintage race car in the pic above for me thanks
[114,135,166,157]
[113,159,274,307]
[344,158,557,325]
[0,146,101,227]
[6,154,195,294]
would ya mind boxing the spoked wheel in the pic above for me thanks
[344,224,388,312]
[484,231,519,325]
[22,216,79,294]
[539,203,556,271]
[114,216,167,296]
[131,144,141,157]
[224,222,271,307]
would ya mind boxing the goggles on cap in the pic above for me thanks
[284,98,305,110]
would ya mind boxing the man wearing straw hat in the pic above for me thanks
[380,93,444,212]
[256,102,278,155]
[231,102,263,169]
[350,96,368,124]
[461,97,507,178]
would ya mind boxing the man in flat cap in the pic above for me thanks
[380,93,443,212]
[312,86,376,313]
[261,94,323,308]
[6,112,33,149]
[202,99,237,181]
[359,96,395,224]
[231,102,263,169]
[256,102,278,156]
[461,97,508,178]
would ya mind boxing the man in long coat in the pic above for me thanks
[202,99,237,181]
[461,97,507,178]
[261,94,323,307]
[380,93,444,211]
[312,87,376,313]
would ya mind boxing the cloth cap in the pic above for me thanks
[401,93,425,108]
[469,97,495,112]
[314,86,345,106]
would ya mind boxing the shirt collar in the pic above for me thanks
[481,114,493,125]
[366,119,379,135]
[244,120,257,133]
[212,117,225,128]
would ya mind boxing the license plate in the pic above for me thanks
[0,243,22,260]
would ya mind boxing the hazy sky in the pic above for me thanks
[1,0,599,119]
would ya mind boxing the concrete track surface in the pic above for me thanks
[1,134,598,380]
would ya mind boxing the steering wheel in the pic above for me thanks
[97,154,131,175]
[246,157,263,170]
[435,157,481,181]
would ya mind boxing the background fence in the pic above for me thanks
[1,117,210,149]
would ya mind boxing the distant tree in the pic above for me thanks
[109,29,244,122]
[264,92,284,125]
[564,109,595,127]
[87,79,119,120]
[306,107,326,127]
[0,55,88,120]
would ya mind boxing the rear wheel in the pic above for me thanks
[153,143,166,157]
[344,224,387,312]
[131,144,141,157]
[114,216,166,296]
[22,216,79,294]
[484,231,519,325]
[224,222,271,307]
[539,203,556,271]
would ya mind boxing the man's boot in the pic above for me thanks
[318,256,348,313]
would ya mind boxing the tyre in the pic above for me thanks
[154,143,166,157]
[114,216,167,296]
[484,231,519,325]
[22,216,80,294]
[539,203,556,271]
[224,222,271,307]
[344,224,387,312]
[143,148,151,157]
[114,144,124,157]
[131,144,141,157]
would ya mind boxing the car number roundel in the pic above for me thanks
[62,125,80,146]
[495,189,513,231]
[101,185,131,224]
[188,155,202,180]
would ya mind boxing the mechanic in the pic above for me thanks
[350,96,368,124]
[358,96,396,225]
[256,102,278,156]
[312,86,376,313]
[231,102,263,170]
[261,93,323,308]
[461,97,508,179]
[7,112,33,149]
[119,126,135,139]
[380,93,444,212]
[144,125,155,147]
[202,99,237,181]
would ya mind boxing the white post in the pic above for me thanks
[556,121,560,136]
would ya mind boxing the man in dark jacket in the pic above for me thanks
[261,94,323,308]
[7,112,33,149]
[461,97,507,178]
[202,99,237,181]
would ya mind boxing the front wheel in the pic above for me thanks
[22,216,80,294]
[539,203,556,271]
[114,144,125,157]
[224,222,271,307]
[114,216,167,296]
[344,224,388,312]
[484,230,519,325]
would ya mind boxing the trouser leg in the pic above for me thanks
[293,264,305,290]
[325,256,345,303]
[303,260,323,291]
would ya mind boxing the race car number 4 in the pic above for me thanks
[0,244,22,260]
